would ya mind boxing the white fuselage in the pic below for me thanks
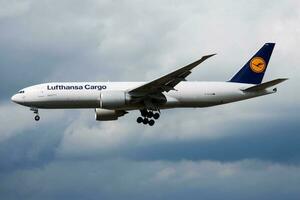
[11,81,274,110]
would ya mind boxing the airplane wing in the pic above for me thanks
[128,54,216,96]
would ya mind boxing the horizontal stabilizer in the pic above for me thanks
[242,78,288,92]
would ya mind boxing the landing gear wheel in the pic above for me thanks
[137,117,143,123]
[138,109,160,126]
[143,118,149,124]
[153,113,160,120]
[148,119,155,126]
[147,111,153,118]
[141,109,147,117]
[34,115,40,121]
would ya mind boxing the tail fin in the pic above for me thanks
[230,43,275,84]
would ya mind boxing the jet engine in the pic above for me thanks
[100,90,131,109]
[95,108,127,121]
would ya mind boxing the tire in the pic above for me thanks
[137,117,143,123]
[147,111,153,118]
[141,110,147,117]
[34,115,40,121]
[148,119,155,126]
[143,118,148,124]
[153,113,160,119]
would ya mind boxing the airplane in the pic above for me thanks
[11,43,287,126]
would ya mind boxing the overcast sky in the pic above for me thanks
[1,0,300,199]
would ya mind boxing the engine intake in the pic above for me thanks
[95,108,126,121]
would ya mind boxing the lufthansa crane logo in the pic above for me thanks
[250,57,266,73]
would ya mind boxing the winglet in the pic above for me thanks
[184,53,217,71]
[203,53,217,59]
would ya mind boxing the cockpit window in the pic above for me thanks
[18,90,25,94]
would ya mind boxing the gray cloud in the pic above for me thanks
[1,159,300,200]
[1,106,298,174]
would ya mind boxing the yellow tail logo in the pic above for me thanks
[250,57,266,73]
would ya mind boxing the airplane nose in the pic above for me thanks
[11,94,19,103]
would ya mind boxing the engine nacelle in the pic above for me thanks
[100,90,130,109]
[95,108,126,121]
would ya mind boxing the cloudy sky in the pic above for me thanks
[1,0,300,199]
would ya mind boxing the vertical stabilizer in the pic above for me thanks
[230,43,275,84]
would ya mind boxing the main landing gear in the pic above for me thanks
[30,108,40,121]
[136,109,160,126]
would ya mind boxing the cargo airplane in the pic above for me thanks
[11,43,287,126]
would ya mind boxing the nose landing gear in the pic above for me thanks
[30,108,40,121]
[137,109,160,126]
